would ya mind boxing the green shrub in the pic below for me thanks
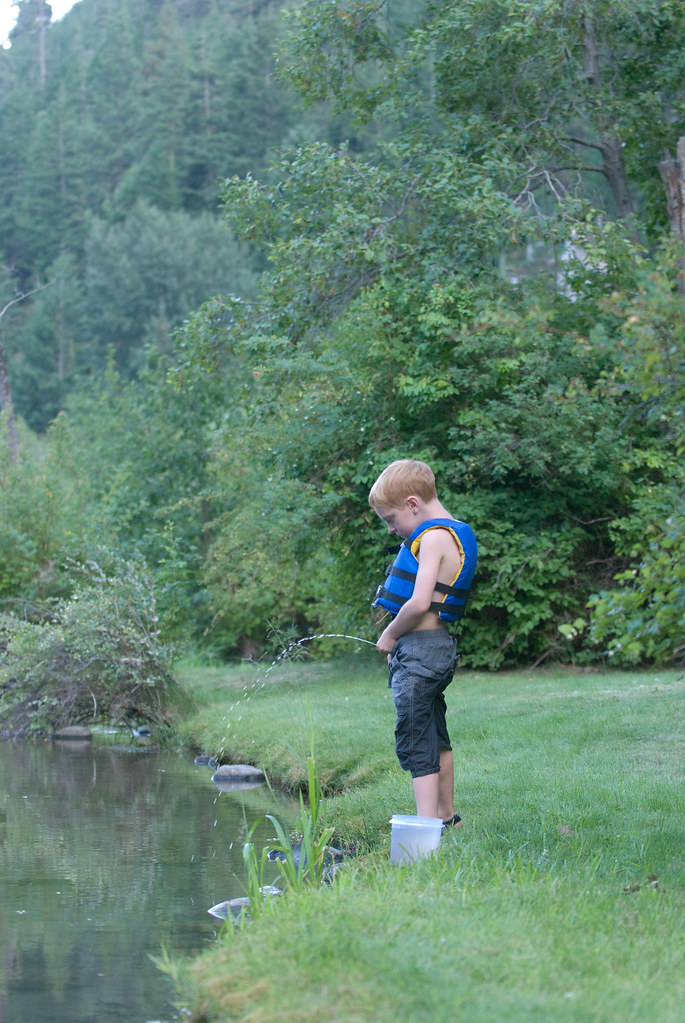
[0,549,191,737]
[0,411,87,603]
[587,493,685,666]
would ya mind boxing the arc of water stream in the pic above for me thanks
[217,633,377,759]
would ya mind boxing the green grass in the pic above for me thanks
[175,652,396,792]
[171,656,684,1023]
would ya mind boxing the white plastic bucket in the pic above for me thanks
[389,814,443,864]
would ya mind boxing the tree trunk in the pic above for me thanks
[659,137,685,292]
[599,135,635,221]
[583,14,635,222]
[0,282,51,461]
[37,9,47,84]
[659,137,685,243]
[0,333,19,462]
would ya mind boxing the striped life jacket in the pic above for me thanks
[373,518,477,623]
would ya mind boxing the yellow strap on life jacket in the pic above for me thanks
[409,525,465,591]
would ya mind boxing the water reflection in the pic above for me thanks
[0,740,296,1023]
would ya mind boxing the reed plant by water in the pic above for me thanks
[242,751,336,919]
[172,658,684,1023]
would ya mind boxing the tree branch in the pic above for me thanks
[0,277,53,321]
[563,135,605,154]
[1,276,54,460]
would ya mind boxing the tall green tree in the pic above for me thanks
[0,0,357,425]
[7,203,258,429]
[9,0,52,83]
[177,0,684,665]
[7,252,83,430]
[584,245,685,665]
[81,202,257,376]
[284,0,685,232]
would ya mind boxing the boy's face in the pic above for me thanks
[374,500,417,539]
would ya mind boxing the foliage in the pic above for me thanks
[581,248,685,666]
[59,352,245,647]
[1,0,305,276]
[606,241,685,458]
[587,492,684,665]
[200,474,337,655]
[80,202,258,378]
[2,0,684,669]
[0,411,88,603]
[0,549,189,737]
[0,0,359,430]
[189,227,677,664]
[283,0,685,228]
[4,253,84,431]
[221,134,523,345]
[169,0,684,667]
[7,204,259,430]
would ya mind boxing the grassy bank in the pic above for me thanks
[171,653,684,1022]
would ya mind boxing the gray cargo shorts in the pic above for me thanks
[388,628,458,779]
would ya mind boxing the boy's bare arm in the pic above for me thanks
[376,530,458,655]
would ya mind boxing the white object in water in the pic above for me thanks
[389,814,443,864]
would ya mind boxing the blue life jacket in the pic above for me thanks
[373,518,477,623]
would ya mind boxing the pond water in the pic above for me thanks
[0,739,296,1023]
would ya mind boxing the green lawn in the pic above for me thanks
[171,654,684,1023]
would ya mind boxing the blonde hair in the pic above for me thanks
[368,459,437,508]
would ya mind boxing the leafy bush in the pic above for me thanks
[0,550,191,738]
[0,412,85,603]
[587,492,685,666]
[583,251,685,667]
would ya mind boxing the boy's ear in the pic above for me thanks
[406,495,421,512]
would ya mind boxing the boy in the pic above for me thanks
[369,459,477,826]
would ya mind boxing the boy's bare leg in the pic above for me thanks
[437,749,456,822]
[412,772,440,817]
[412,751,459,821]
